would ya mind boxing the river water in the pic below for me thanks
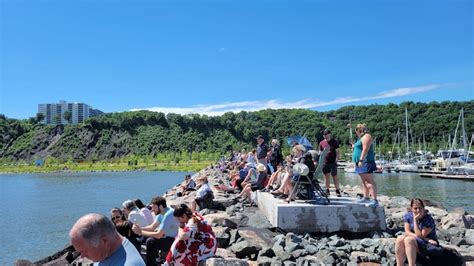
[0,171,189,266]
[0,170,472,265]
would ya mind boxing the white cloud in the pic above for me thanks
[130,84,442,116]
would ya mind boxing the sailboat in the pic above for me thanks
[394,108,418,173]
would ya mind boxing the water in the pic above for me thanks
[0,171,189,266]
[0,171,473,265]
[338,172,474,213]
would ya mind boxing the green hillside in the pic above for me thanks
[1,101,473,164]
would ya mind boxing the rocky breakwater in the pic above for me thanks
[168,167,474,265]
[18,166,474,265]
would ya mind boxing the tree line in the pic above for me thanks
[0,100,472,163]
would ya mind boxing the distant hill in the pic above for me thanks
[1,100,472,162]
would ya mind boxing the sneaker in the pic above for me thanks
[335,189,342,197]
[365,199,379,208]
[358,197,371,203]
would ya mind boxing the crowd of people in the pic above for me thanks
[68,124,443,265]
[226,125,378,207]
[70,194,217,265]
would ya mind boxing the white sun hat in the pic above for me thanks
[292,163,309,176]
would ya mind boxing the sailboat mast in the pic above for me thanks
[405,108,410,162]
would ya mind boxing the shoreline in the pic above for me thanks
[0,160,213,174]
[16,164,474,265]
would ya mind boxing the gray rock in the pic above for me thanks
[256,256,273,266]
[328,239,344,247]
[273,234,286,248]
[440,213,468,229]
[335,244,351,253]
[215,248,236,258]
[451,236,466,246]
[360,238,375,248]
[304,244,318,255]
[365,245,377,253]
[199,208,212,215]
[283,261,297,266]
[295,255,323,265]
[213,227,231,248]
[464,229,474,245]
[291,249,307,259]
[284,242,301,253]
[321,252,338,265]
[285,233,303,245]
[349,251,371,263]
[258,247,275,259]
[229,240,261,260]
[229,229,240,245]
[272,243,291,261]
[203,258,249,266]
[465,215,474,229]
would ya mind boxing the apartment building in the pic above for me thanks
[38,100,103,125]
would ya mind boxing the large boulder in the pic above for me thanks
[440,213,469,229]
[215,248,236,258]
[204,212,237,229]
[213,226,231,248]
[465,229,474,245]
[229,240,260,260]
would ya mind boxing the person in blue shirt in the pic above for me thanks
[396,198,439,266]
[69,213,145,266]
[352,123,378,207]
[132,196,179,266]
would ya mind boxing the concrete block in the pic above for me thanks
[257,191,386,233]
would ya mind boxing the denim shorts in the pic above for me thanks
[355,161,377,174]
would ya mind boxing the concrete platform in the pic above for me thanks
[257,191,386,233]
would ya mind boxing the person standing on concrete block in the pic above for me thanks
[352,123,378,207]
[319,129,342,197]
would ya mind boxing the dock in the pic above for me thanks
[419,173,474,181]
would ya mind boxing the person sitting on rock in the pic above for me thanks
[132,196,179,266]
[122,200,150,227]
[238,163,268,203]
[166,204,217,265]
[110,207,142,252]
[230,162,250,190]
[133,198,154,225]
[191,176,214,211]
[395,198,441,266]
[176,174,197,197]
[70,213,145,265]
[240,162,258,188]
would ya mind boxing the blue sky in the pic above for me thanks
[1,0,472,118]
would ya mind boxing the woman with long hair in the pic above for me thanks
[166,204,217,265]
[395,198,439,266]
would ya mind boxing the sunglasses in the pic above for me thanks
[111,216,122,221]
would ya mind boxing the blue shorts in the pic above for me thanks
[355,161,377,174]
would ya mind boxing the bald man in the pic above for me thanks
[69,213,145,266]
